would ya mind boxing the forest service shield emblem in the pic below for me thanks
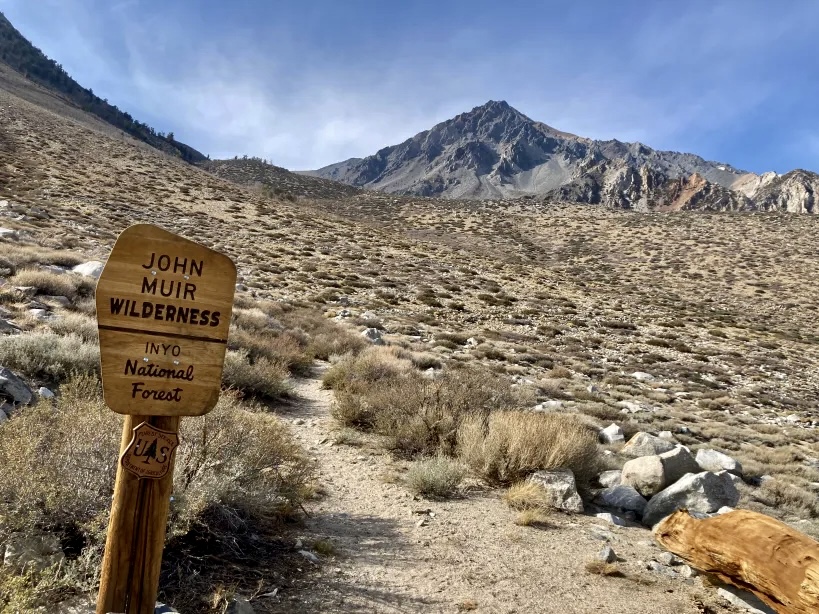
[120,422,180,479]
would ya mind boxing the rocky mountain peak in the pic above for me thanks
[306,101,819,212]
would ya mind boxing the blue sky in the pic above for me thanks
[2,0,818,173]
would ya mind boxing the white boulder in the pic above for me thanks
[71,261,104,278]
[527,468,584,513]
[2,532,65,573]
[696,448,743,476]
[0,367,33,405]
[621,432,676,457]
[597,470,622,488]
[642,471,740,527]
[599,423,624,444]
[361,327,384,345]
[622,455,665,497]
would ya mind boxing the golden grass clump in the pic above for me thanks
[458,410,601,487]
[504,480,556,511]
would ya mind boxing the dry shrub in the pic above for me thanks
[172,391,315,533]
[752,478,819,518]
[9,269,91,299]
[231,307,275,331]
[278,308,368,360]
[323,346,412,392]
[458,411,601,487]
[0,374,120,535]
[307,329,368,361]
[328,348,532,457]
[221,349,290,399]
[229,326,311,376]
[0,378,314,611]
[0,331,99,381]
[48,312,99,343]
[405,456,465,498]
[331,390,373,428]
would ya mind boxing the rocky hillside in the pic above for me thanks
[307,100,819,213]
[753,169,819,214]
[200,157,361,200]
[0,11,206,163]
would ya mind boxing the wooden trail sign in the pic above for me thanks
[96,223,236,416]
[96,224,236,614]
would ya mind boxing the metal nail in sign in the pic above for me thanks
[96,224,236,614]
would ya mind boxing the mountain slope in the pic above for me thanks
[308,100,819,213]
[200,157,361,200]
[0,11,206,163]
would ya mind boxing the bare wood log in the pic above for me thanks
[655,509,819,614]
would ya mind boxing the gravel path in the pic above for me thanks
[270,365,728,614]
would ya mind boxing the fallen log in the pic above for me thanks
[655,509,819,614]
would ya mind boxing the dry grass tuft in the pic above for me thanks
[504,481,555,511]
[2,245,85,269]
[9,269,93,299]
[458,411,601,487]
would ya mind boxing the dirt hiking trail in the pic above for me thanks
[270,365,728,614]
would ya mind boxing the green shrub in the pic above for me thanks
[405,456,465,498]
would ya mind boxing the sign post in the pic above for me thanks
[95,224,236,614]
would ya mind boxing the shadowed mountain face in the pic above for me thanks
[306,100,819,212]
